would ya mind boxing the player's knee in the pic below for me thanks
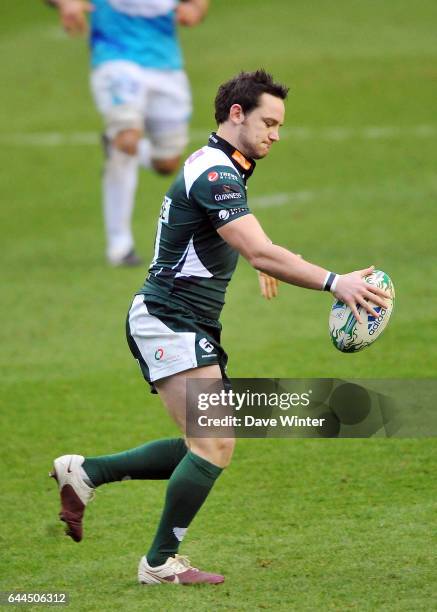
[152,157,181,175]
[207,438,235,468]
[215,437,235,467]
[150,127,187,173]
[113,129,142,156]
[189,437,235,468]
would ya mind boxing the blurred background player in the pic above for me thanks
[47,0,209,266]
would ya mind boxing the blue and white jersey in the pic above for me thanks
[90,0,183,69]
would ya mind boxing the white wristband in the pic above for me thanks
[330,274,339,293]
[322,271,339,292]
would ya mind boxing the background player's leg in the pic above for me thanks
[144,69,191,178]
[90,61,145,265]
[103,128,141,265]
[137,137,182,174]
[146,365,235,566]
[137,136,152,169]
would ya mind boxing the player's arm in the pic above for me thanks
[177,0,209,26]
[45,0,93,36]
[217,213,390,323]
[256,229,279,300]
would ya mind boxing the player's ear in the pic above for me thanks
[229,104,244,124]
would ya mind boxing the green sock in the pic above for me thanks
[146,451,223,567]
[82,438,187,487]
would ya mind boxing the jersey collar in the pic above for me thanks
[208,132,256,181]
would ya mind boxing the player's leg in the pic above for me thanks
[147,367,234,557]
[49,294,189,543]
[138,364,233,584]
[50,437,188,542]
[126,296,231,582]
[155,366,234,467]
[141,69,192,177]
[90,61,146,265]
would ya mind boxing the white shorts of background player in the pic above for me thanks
[91,60,192,156]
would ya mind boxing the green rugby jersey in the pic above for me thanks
[139,133,256,320]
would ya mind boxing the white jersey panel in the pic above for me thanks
[175,237,214,279]
[183,147,240,197]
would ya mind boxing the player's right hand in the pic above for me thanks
[59,0,94,36]
[333,266,391,323]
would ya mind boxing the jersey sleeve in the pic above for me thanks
[190,165,251,229]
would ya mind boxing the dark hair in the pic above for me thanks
[214,69,289,125]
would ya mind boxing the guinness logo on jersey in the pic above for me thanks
[214,192,243,202]
[211,183,243,202]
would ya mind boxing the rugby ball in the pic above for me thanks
[329,269,395,353]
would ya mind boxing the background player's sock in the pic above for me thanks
[82,438,187,487]
[146,451,223,567]
[138,138,152,169]
[103,147,138,262]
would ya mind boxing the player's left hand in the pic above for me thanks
[176,0,207,26]
[258,271,279,300]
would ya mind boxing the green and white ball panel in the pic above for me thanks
[329,270,395,353]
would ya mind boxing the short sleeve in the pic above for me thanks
[190,166,251,229]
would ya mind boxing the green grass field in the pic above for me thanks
[1,1,437,610]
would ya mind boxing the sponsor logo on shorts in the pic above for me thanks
[154,348,183,364]
[154,348,164,360]
[219,210,230,220]
[199,337,215,353]
[208,171,219,182]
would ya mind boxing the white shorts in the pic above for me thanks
[128,295,198,384]
[90,60,192,158]
[126,295,230,393]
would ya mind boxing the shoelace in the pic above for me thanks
[170,554,199,573]
[83,481,96,503]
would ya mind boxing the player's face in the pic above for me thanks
[239,93,285,160]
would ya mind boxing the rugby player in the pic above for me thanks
[47,0,208,266]
[50,70,390,585]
